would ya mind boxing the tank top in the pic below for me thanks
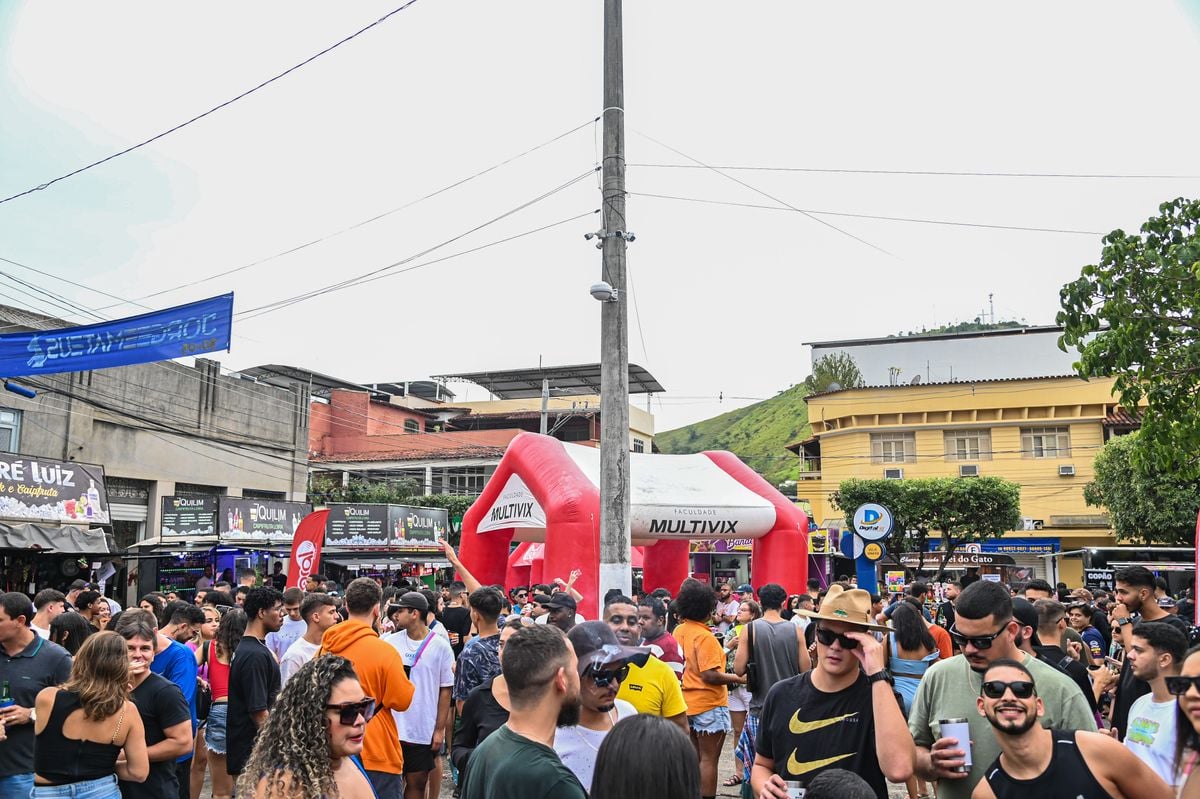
[208,640,231,701]
[34,690,125,786]
[747,618,800,715]
[888,635,938,715]
[983,730,1114,799]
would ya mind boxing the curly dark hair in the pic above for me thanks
[674,578,717,622]
[216,607,247,662]
[235,654,359,799]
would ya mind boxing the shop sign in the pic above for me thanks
[477,474,545,532]
[885,571,906,593]
[220,498,312,544]
[899,551,1016,568]
[982,537,1060,555]
[1084,568,1115,591]
[395,505,448,547]
[325,504,390,547]
[853,503,894,542]
[161,496,217,540]
[690,538,753,553]
[0,453,109,524]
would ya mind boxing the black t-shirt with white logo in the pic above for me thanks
[756,671,886,799]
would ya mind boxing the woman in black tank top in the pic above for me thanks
[32,631,149,797]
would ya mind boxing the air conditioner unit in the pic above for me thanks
[1059,465,1076,477]
[959,464,980,477]
[883,468,904,480]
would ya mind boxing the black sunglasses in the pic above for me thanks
[981,680,1036,699]
[584,665,629,688]
[949,621,1011,650]
[326,697,377,726]
[814,626,860,650]
[1166,676,1200,696]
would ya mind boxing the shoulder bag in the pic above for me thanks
[744,620,759,694]
[195,639,212,722]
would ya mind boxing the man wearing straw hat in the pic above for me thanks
[750,585,914,799]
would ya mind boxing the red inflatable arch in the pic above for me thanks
[458,433,808,619]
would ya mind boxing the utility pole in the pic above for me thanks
[599,0,631,600]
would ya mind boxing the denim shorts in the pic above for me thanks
[31,775,120,799]
[204,702,228,755]
[688,705,732,734]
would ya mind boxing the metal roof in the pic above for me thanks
[804,325,1065,348]
[238,364,385,398]
[434,362,664,399]
[804,374,1085,400]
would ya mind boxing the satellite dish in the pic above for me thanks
[910,375,922,385]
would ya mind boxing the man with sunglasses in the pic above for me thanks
[552,622,646,792]
[1122,621,1188,787]
[972,659,1171,799]
[909,580,1096,799]
[751,585,913,799]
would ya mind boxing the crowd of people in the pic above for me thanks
[2,553,1200,799]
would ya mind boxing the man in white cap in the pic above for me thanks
[750,585,914,799]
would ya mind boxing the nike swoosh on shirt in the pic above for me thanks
[786,750,855,775]
[788,711,858,734]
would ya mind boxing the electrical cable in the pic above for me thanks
[0,0,424,206]
[629,191,1105,236]
[632,130,895,257]
[92,117,599,311]
[628,163,1200,180]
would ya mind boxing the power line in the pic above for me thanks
[92,117,599,311]
[0,0,424,206]
[632,130,895,258]
[629,191,1105,236]
[628,163,1200,180]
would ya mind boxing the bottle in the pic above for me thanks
[87,479,100,513]
[0,680,13,710]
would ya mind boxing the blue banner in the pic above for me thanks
[0,294,233,378]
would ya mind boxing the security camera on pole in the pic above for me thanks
[840,503,894,594]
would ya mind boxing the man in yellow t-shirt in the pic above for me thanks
[604,594,689,734]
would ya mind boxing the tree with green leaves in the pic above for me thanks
[831,476,1022,579]
[804,352,865,394]
[1083,433,1200,546]
[1058,197,1200,476]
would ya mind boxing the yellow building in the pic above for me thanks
[789,375,1137,587]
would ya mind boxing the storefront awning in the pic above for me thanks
[0,522,112,554]
[123,535,218,558]
[899,552,1016,568]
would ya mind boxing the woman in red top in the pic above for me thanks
[205,608,246,799]
[189,605,223,799]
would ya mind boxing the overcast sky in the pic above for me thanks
[2,2,1199,432]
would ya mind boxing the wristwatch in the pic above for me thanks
[1116,617,1134,627]
[28,707,36,723]
[866,669,894,686]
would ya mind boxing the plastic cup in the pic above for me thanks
[785,781,806,798]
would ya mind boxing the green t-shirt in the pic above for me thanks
[459,723,587,799]
[907,652,1097,799]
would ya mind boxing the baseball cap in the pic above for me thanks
[736,583,753,594]
[1158,596,1178,609]
[392,591,429,614]
[531,593,552,606]
[1011,597,1042,647]
[68,579,89,591]
[567,621,651,672]
[543,594,577,612]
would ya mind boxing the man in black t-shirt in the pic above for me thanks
[115,618,192,799]
[1109,567,1190,740]
[441,581,473,658]
[752,586,913,799]
[226,588,283,776]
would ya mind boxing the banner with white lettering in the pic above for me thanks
[477,473,546,533]
[0,454,109,524]
[161,496,217,540]
[219,498,312,544]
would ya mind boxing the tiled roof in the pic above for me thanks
[311,445,509,463]
[805,374,1085,400]
[1103,408,1142,426]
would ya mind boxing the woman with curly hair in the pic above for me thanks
[236,655,375,799]
[673,578,743,799]
[32,631,149,797]
[206,607,246,799]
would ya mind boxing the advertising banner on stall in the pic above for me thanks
[286,510,329,590]
[0,293,233,378]
[219,498,312,544]
[0,453,109,524]
[325,504,391,547]
[392,505,449,547]
[160,496,217,540]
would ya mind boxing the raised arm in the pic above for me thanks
[440,539,481,594]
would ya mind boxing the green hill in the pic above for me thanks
[655,384,810,487]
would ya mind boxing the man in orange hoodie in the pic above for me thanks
[320,577,415,799]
